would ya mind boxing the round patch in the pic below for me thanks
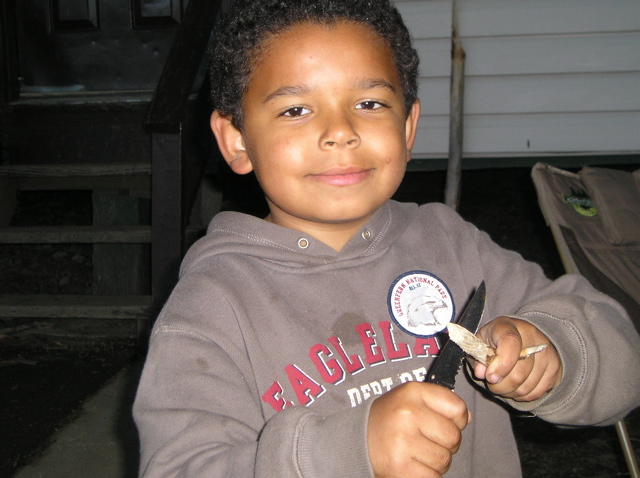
[562,190,597,217]
[387,271,455,337]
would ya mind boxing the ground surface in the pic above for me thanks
[1,167,639,477]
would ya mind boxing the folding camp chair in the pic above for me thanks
[532,162,640,478]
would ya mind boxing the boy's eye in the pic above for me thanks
[356,101,387,110]
[281,106,311,117]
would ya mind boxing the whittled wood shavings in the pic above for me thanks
[446,323,547,366]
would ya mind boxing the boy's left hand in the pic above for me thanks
[472,317,563,402]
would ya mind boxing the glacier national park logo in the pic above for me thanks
[387,271,455,337]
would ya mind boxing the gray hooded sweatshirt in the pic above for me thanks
[134,200,640,477]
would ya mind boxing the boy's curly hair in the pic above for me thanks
[209,0,420,130]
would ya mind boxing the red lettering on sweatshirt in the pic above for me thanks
[355,323,385,365]
[379,321,411,361]
[262,322,444,412]
[413,336,440,357]
[285,364,325,406]
[261,381,294,412]
[328,336,364,374]
[310,343,345,384]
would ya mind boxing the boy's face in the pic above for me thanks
[212,21,420,248]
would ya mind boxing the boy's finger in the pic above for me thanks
[420,384,470,432]
[487,359,535,396]
[411,441,456,475]
[505,348,563,401]
[471,358,487,380]
[481,319,524,384]
[415,408,464,455]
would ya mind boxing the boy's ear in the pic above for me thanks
[404,100,421,161]
[210,111,253,175]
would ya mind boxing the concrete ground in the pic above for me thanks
[14,359,144,478]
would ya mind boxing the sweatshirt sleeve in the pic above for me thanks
[469,224,640,426]
[133,274,374,478]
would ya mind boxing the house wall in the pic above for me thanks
[394,0,640,166]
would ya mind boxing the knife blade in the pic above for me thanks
[424,281,486,390]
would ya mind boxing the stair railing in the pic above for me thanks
[145,0,223,326]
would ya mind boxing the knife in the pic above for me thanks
[424,281,486,390]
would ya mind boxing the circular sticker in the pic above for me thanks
[387,271,455,337]
[562,190,597,217]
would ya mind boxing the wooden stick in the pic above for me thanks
[519,344,547,360]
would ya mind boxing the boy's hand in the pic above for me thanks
[368,381,470,477]
[473,317,563,401]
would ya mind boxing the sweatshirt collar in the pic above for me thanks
[196,200,417,266]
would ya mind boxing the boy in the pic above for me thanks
[133,0,640,476]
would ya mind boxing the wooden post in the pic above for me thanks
[444,0,466,211]
[150,131,184,326]
[92,190,150,296]
[0,178,17,226]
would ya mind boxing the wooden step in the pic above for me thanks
[12,90,153,108]
[0,226,151,244]
[0,294,151,319]
[1,164,151,191]
[0,163,151,177]
[0,163,152,191]
[16,176,150,191]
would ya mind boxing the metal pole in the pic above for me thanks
[616,420,640,478]
[444,0,466,210]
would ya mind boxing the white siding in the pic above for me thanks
[394,0,640,164]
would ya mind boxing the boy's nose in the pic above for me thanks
[319,115,361,150]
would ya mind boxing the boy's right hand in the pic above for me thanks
[367,382,470,478]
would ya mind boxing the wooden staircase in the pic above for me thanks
[0,0,223,345]
[0,160,153,342]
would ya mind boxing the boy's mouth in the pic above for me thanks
[310,167,372,186]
